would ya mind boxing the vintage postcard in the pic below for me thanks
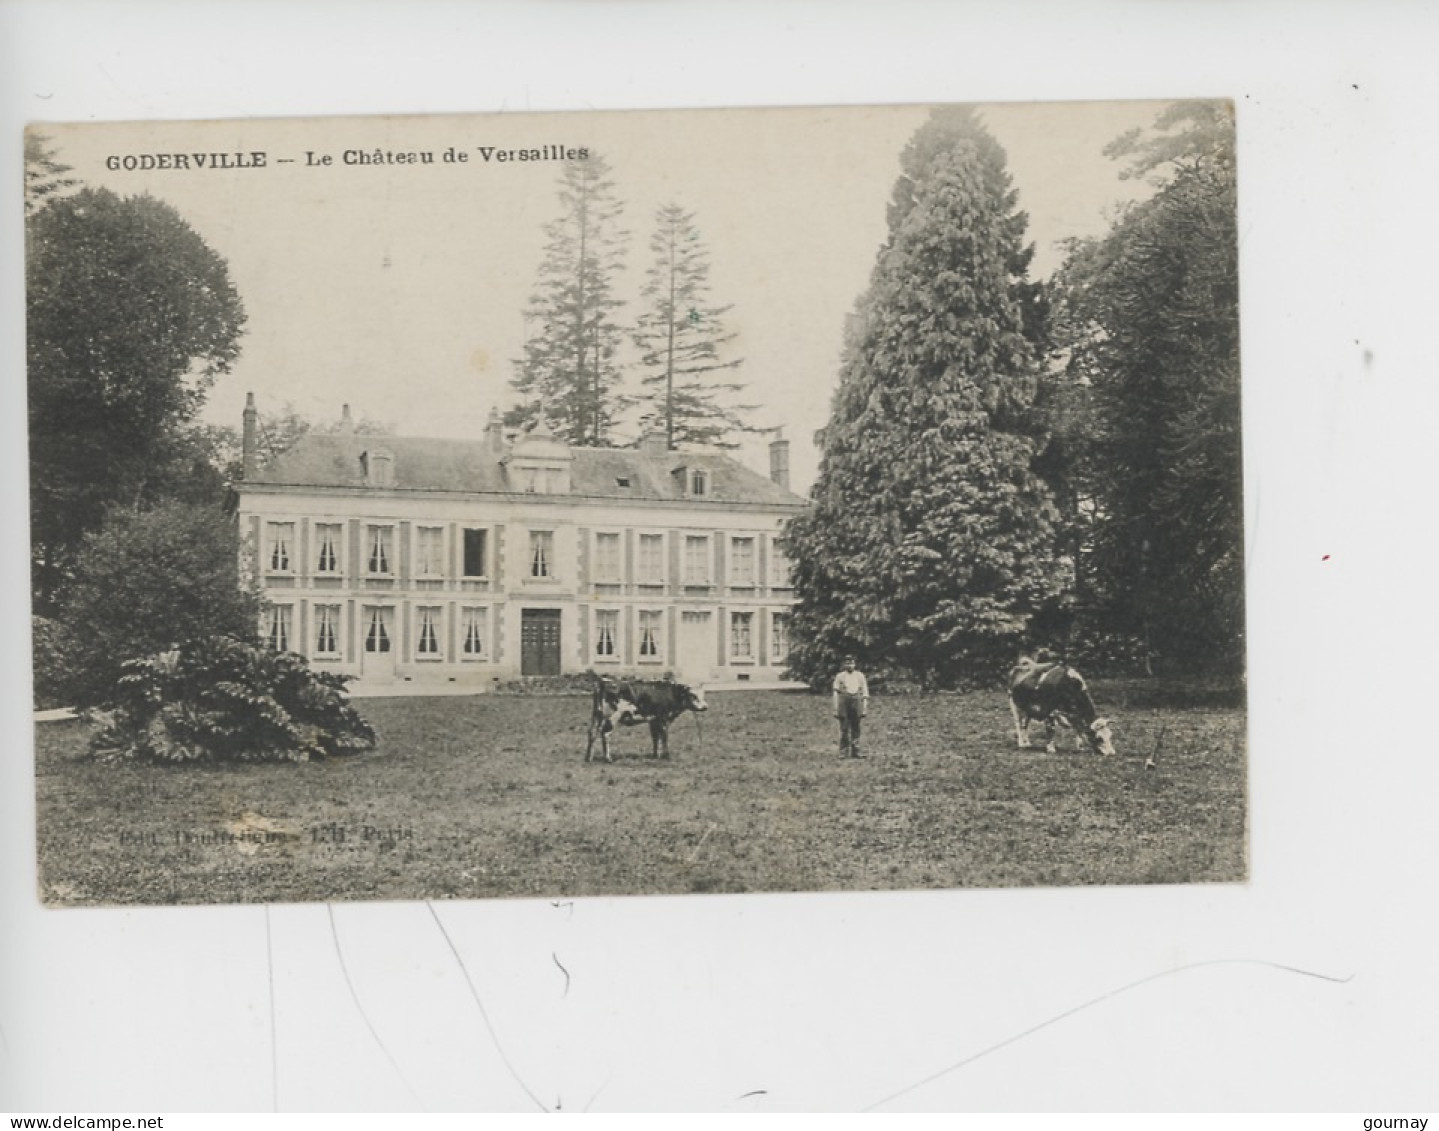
[27,101,1245,907]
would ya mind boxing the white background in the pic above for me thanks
[2,0,1436,1114]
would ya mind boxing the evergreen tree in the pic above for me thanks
[784,107,1068,688]
[507,153,629,446]
[1053,101,1242,675]
[24,131,77,216]
[633,203,753,448]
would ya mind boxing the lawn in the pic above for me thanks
[33,684,1246,906]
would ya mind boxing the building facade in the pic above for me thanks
[233,397,809,688]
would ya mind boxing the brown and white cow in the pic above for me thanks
[1007,658,1116,756]
[585,676,708,762]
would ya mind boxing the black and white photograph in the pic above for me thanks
[5,2,1436,1113]
[27,101,1245,907]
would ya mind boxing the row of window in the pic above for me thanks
[263,604,791,664]
[590,531,785,586]
[266,604,492,660]
[264,522,792,587]
[590,608,789,663]
[269,523,490,579]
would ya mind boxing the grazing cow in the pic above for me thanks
[585,676,708,762]
[1007,658,1116,756]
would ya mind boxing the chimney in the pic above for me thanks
[639,428,669,456]
[242,392,258,479]
[769,431,791,489]
[484,406,505,453]
[339,403,354,435]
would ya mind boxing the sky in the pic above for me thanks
[39,100,1166,495]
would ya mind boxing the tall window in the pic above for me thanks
[365,608,391,653]
[639,610,662,659]
[462,528,488,578]
[314,604,340,657]
[595,610,618,658]
[594,532,621,582]
[770,611,790,662]
[266,605,292,652]
[416,607,441,657]
[367,525,393,575]
[637,534,664,584]
[730,611,753,660]
[689,468,708,497]
[730,536,756,586]
[530,531,555,578]
[315,523,341,574]
[267,523,294,573]
[461,607,488,657]
[684,535,710,585]
[416,527,444,577]
[770,543,793,588]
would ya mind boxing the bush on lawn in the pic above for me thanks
[90,634,376,764]
[46,501,265,709]
[494,671,669,696]
[31,615,84,711]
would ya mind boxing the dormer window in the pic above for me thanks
[504,421,574,494]
[361,449,395,488]
[509,462,569,494]
[616,476,631,488]
[689,468,708,497]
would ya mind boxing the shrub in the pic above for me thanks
[90,635,376,764]
[51,501,264,708]
[31,615,83,710]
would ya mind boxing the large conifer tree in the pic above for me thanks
[508,152,629,445]
[632,203,752,448]
[784,107,1067,688]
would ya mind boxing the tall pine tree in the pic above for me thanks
[508,152,629,446]
[784,107,1067,688]
[632,203,753,448]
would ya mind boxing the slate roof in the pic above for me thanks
[244,434,808,508]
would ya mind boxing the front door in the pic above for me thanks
[521,609,562,676]
[677,611,714,683]
[361,606,396,678]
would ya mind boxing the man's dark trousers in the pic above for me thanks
[838,693,864,757]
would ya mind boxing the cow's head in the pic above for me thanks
[683,685,708,713]
[1087,717,1116,756]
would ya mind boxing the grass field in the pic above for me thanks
[34,684,1246,906]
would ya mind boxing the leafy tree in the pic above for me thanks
[1052,100,1242,675]
[46,501,265,708]
[24,131,78,216]
[27,187,247,610]
[508,153,629,445]
[784,107,1068,688]
[91,635,375,764]
[633,203,754,448]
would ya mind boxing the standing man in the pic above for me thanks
[832,654,869,759]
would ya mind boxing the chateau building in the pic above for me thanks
[233,396,808,687]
